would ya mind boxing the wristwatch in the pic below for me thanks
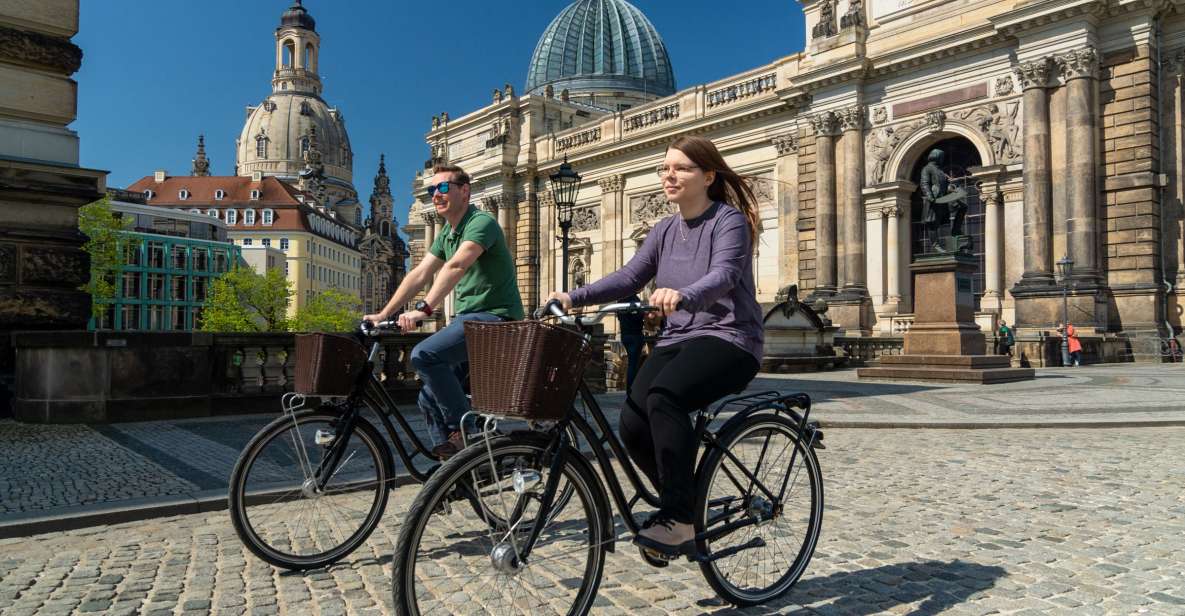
[414,300,434,317]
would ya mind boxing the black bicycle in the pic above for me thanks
[228,320,574,570]
[391,302,826,614]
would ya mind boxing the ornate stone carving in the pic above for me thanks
[538,191,556,209]
[882,206,902,218]
[420,209,440,226]
[1056,47,1098,81]
[22,248,87,286]
[0,25,83,74]
[813,0,837,39]
[751,177,776,204]
[810,111,840,137]
[772,132,799,155]
[925,110,946,131]
[839,106,865,132]
[866,125,906,184]
[503,83,515,98]
[571,207,600,232]
[955,102,1022,164]
[624,103,679,131]
[706,74,777,107]
[597,175,624,193]
[0,244,16,284]
[872,106,888,124]
[994,75,1015,96]
[481,194,501,214]
[630,192,675,223]
[492,88,503,104]
[840,0,865,29]
[1013,57,1053,90]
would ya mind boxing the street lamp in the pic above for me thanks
[1056,255,1074,366]
[549,156,582,291]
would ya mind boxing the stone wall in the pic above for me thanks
[798,124,819,293]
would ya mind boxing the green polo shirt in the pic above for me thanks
[429,205,524,320]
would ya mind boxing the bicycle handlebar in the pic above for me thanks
[535,300,667,327]
[359,319,400,336]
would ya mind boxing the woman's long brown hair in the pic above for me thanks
[668,135,762,250]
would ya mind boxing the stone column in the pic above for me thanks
[1057,47,1101,282]
[421,210,437,259]
[839,105,867,294]
[597,174,625,281]
[1012,57,1055,289]
[886,206,902,304]
[970,165,1007,314]
[772,131,799,288]
[810,111,840,297]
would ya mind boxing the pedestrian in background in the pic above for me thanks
[1066,322,1082,366]
[997,320,1014,357]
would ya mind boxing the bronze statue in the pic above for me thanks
[919,148,970,253]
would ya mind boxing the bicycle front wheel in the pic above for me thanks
[228,408,392,570]
[392,431,608,616]
[694,412,823,606]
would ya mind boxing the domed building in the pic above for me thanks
[525,0,676,111]
[235,0,361,228]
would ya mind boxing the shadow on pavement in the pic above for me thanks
[696,559,1006,615]
[747,376,941,400]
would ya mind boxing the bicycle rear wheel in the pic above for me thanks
[392,431,607,616]
[694,412,823,606]
[229,408,392,570]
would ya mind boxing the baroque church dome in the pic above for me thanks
[236,1,357,219]
[525,0,676,108]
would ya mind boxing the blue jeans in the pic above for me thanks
[410,312,505,445]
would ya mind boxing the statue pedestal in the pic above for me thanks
[859,254,1035,384]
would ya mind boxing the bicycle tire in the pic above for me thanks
[392,431,608,616]
[229,407,393,570]
[693,412,823,606]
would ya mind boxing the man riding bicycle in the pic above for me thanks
[364,164,523,460]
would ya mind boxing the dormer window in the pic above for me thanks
[250,189,261,200]
[188,208,201,215]
[225,209,237,225]
[145,189,155,200]
[179,189,190,200]
[214,189,226,200]
[206,209,218,218]
[244,209,256,225]
[262,209,274,225]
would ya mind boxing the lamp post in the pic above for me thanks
[1056,255,1074,366]
[549,156,582,292]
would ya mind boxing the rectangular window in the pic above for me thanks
[226,209,237,225]
[121,272,140,299]
[120,304,140,330]
[191,306,203,329]
[243,238,253,246]
[193,248,208,272]
[193,277,207,302]
[171,276,187,301]
[262,238,271,247]
[171,245,187,270]
[171,306,187,330]
[280,237,289,251]
[148,273,165,300]
[306,263,312,279]
[262,209,274,225]
[148,305,165,330]
[148,242,165,268]
[213,250,227,273]
[244,209,256,225]
[124,242,142,266]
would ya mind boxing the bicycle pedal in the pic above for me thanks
[637,546,673,567]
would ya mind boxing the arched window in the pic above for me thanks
[283,40,295,68]
[145,189,154,200]
[178,189,190,200]
[304,43,315,71]
[300,101,312,116]
[225,209,237,225]
[250,189,261,201]
[262,209,274,225]
[256,137,267,158]
[214,189,225,200]
[244,209,256,225]
[380,221,390,237]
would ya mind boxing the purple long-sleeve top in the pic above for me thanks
[568,201,764,361]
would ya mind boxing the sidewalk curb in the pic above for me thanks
[3,419,1183,539]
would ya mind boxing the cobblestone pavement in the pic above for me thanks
[2,427,1183,615]
[3,363,1185,520]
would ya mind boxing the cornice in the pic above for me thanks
[866,24,1007,79]
[790,56,871,93]
[988,0,1106,38]
[0,25,82,74]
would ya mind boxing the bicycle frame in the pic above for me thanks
[515,304,818,564]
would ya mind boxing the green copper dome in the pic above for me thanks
[526,0,676,100]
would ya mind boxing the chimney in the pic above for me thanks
[154,170,167,183]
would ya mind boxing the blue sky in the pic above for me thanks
[74,1,805,228]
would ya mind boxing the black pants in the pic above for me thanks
[621,333,645,391]
[620,336,759,523]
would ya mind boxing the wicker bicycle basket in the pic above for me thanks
[465,320,592,420]
[293,333,368,396]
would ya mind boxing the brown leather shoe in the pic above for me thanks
[431,430,466,461]
[634,514,694,556]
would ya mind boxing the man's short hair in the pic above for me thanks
[432,164,470,186]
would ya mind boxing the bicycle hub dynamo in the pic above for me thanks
[490,542,523,575]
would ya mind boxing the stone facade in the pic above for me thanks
[402,0,1185,359]
[0,0,107,411]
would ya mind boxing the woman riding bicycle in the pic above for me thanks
[548,135,764,557]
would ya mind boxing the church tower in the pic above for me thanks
[359,154,407,313]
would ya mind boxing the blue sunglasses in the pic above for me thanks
[426,181,458,199]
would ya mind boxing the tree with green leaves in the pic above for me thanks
[77,196,133,322]
[199,266,292,332]
[291,288,361,333]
